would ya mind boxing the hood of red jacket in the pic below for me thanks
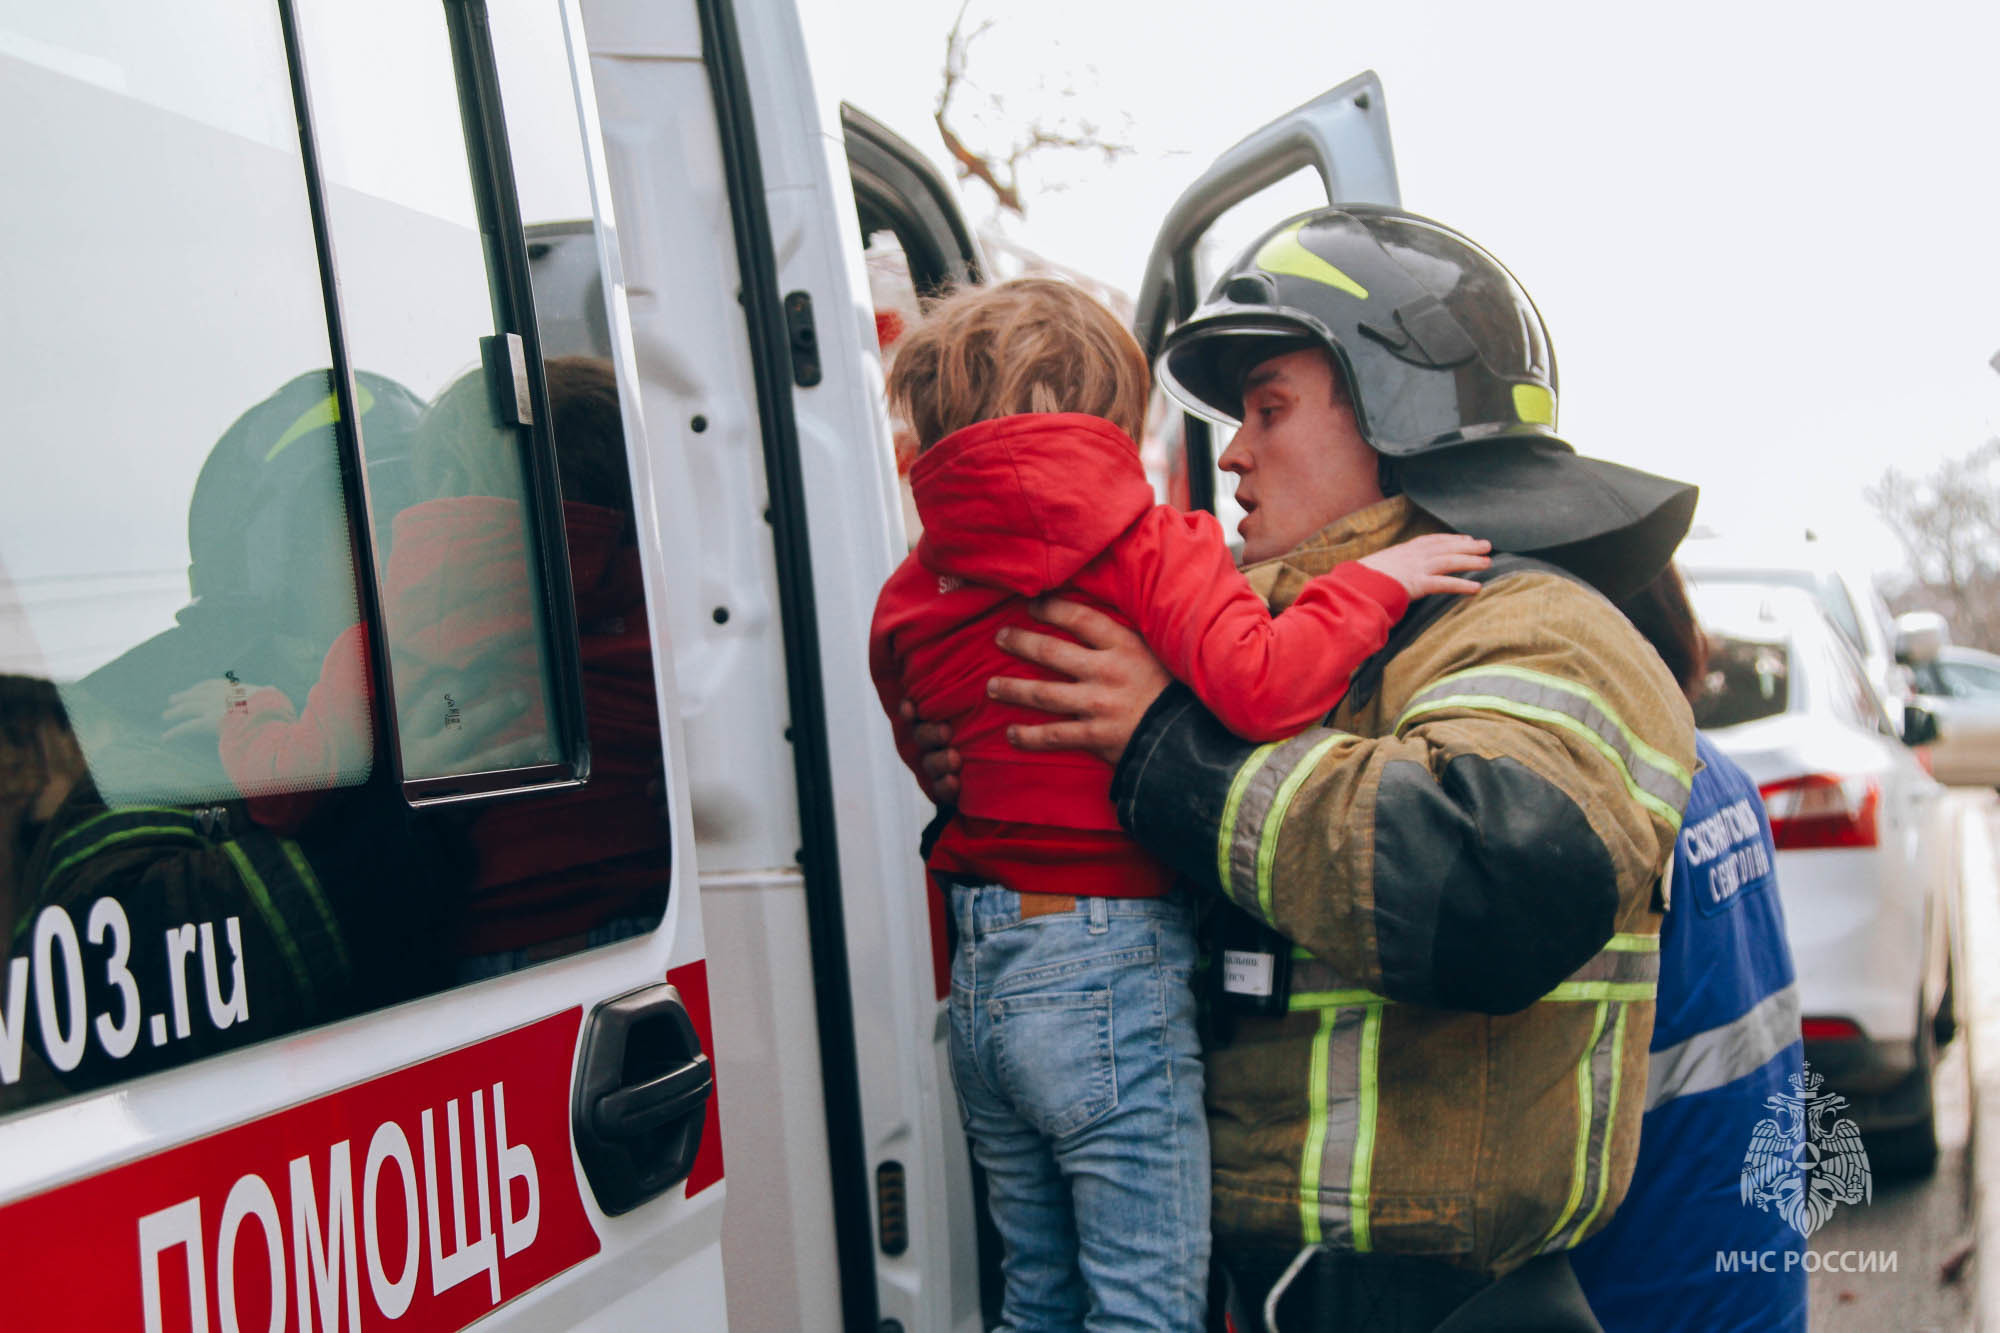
[910,413,1156,595]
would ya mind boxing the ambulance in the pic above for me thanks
[0,0,1396,1326]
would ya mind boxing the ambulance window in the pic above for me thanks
[284,0,673,966]
[0,3,366,810]
[466,0,674,966]
[0,1,670,1121]
[0,1,376,1111]
[290,0,586,801]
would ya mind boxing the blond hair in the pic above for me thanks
[886,277,1149,451]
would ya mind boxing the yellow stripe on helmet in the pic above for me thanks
[1512,382,1555,426]
[1255,221,1369,301]
[266,381,378,463]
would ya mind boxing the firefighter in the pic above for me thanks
[950,205,1701,1330]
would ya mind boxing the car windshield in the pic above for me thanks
[1696,634,1792,729]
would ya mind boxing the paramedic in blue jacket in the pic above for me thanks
[1569,567,1807,1331]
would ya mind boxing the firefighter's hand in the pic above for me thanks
[989,597,1170,766]
[899,699,961,804]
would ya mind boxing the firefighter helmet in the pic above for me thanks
[1160,204,1558,454]
[1160,204,1696,599]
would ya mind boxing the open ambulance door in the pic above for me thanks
[0,0,730,1327]
[581,0,990,1328]
[843,100,987,546]
[1134,71,1402,520]
[843,101,986,298]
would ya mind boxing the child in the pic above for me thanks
[867,278,1488,1331]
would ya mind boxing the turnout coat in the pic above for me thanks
[1112,495,1697,1277]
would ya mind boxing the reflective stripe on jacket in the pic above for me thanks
[1110,495,1696,1277]
[28,802,353,1019]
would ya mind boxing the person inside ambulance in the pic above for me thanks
[446,355,672,976]
[938,206,1701,1331]
[0,675,85,941]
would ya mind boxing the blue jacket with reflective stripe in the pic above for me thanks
[1570,733,1805,1331]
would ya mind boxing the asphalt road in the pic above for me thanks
[1806,1035,1975,1331]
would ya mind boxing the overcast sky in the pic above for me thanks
[802,0,2000,581]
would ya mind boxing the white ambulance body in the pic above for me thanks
[0,0,1396,1326]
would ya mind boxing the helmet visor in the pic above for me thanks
[1158,321,1322,426]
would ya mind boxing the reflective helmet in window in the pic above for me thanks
[185,369,426,637]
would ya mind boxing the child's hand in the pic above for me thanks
[1357,533,1492,599]
[162,676,265,741]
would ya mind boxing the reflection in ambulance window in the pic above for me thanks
[0,0,410,1113]
[452,355,669,978]
[293,0,568,786]
[0,678,85,952]
[0,362,460,1111]
[0,0,672,1118]
[465,0,675,978]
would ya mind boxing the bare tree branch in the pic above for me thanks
[933,2,1133,218]
[1870,438,2000,648]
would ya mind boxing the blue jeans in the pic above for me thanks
[947,884,1209,1333]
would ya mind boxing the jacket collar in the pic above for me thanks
[1242,495,1450,612]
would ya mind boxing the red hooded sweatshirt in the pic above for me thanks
[869,412,1408,898]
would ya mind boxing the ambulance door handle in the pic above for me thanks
[594,1055,713,1139]
[571,982,713,1215]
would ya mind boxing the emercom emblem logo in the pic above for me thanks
[1740,1062,1871,1238]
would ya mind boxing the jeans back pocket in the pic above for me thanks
[991,988,1118,1138]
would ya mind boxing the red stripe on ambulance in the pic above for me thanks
[0,1008,599,1332]
[667,959,724,1198]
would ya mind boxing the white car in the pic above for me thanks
[1908,642,2000,788]
[1680,534,1909,733]
[1689,582,1959,1174]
